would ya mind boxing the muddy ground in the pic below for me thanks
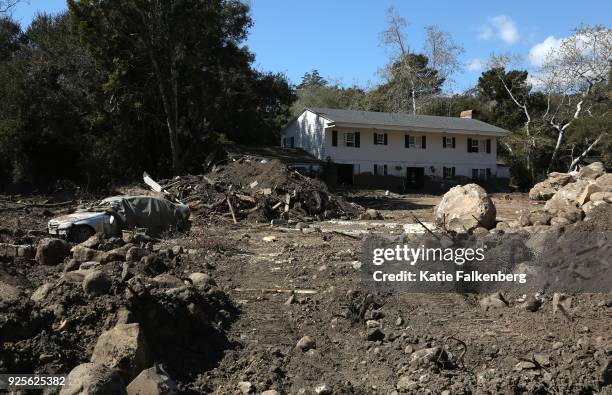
[0,190,611,394]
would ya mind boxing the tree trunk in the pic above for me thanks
[547,127,564,174]
[149,50,183,175]
[568,133,604,171]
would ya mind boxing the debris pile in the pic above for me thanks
[160,158,361,222]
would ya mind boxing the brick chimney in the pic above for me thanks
[460,110,473,119]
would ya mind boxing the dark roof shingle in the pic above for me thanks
[308,107,509,135]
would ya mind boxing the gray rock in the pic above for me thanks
[79,233,105,249]
[396,376,418,391]
[435,184,496,232]
[410,346,447,368]
[314,384,332,395]
[237,381,254,394]
[64,258,80,272]
[552,293,572,315]
[577,161,605,180]
[72,246,99,262]
[151,274,184,289]
[60,362,126,395]
[188,272,215,287]
[31,283,54,303]
[82,271,112,295]
[36,238,70,265]
[529,173,574,201]
[80,261,101,271]
[296,336,316,352]
[360,209,383,220]
[479,292,508,309]
[261,390,280,395]
[126,365,177,395]
[91,323,151,383]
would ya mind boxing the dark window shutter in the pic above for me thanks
[442,137,446,148]
[421,136,426,149]
[486,139,491,153]
[332,130,338,147]
[452,137,456,148]
[384,133,388,145]
[355,132,360,147]
[467,138,472,153]
[290,137,294,148]
[443,166,447,177]
[405,135,409,148]
[486,168,491,179]
[383,164,388,175]
[452,167,456,177]
[373,133,377,144]
[373,164,378,175]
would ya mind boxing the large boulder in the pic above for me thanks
[594,173,612,191]
[126,365,177,395]
[36,238,70,265]
[60,362,126,395]
[91,323,151,383]
[529,172,574,201]
[83,271,112,295]
[435,184,496,232]
[577,161,605,180]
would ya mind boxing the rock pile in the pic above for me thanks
[504,162,611,230]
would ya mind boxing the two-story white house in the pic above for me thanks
[280,107,510,188]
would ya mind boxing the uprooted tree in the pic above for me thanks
[486,25,611,179]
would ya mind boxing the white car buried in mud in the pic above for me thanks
[47,195,190,242]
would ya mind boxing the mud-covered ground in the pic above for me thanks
[0,190,611,394]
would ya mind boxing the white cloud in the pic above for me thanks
[467,59,484,72]
[479,15,520,45]
[528,35,563,66]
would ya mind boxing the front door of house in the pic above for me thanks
[405,167,424,189]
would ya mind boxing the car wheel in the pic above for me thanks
[69,225,95,243]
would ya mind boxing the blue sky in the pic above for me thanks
[10,0,612,91]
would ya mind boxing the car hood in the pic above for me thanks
[49,211,107,224]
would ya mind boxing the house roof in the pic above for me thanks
[306,107,510,136]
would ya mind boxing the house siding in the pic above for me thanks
[281,110,328,160]
[281,109,504,182]
[325,127,499,178]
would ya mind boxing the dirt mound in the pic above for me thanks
[571,203,612,232]
[0,232,235,391]
[162,157,361,222]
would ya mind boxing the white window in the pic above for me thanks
[443,167,455,178]
[443,136,455,149]
[375,133,385,145]
[469,139,479,153]
[373,164,388,176]
[344,132,355,147]
[408,135,420,148]
[472,168,490,180]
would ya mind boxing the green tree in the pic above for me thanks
[68,0,254,175]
